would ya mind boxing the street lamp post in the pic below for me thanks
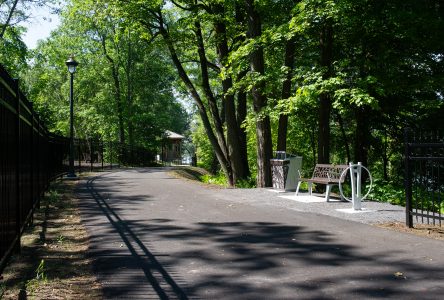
[66,56,78,178]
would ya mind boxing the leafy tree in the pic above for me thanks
[0,25,27,75]
[5,0,442,193]
[97,0,255,185]
[0,0,59,39]
[23,1,188,158]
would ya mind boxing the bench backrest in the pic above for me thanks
[311,164,349,182]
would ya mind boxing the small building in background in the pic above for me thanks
[161,130,185,164]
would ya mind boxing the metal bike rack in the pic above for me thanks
[339,162,373,210]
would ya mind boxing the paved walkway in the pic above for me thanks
[77,168,444,299]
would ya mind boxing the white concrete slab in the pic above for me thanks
[278,195,342,203]
[267,189,287,193]
[336,208,376,214]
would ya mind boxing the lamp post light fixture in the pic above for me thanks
[65,56,78,178]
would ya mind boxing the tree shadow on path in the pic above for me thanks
[78,178,190,299]
[78,175,444,300]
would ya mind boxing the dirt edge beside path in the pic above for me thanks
[377,222,444,241]
[0,177,102,299]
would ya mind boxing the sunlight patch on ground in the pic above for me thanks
[336,208,376,214]
[278,194,340,203]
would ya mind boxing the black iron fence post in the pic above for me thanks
[14,79,21,253]
[68,71,76,178]
[36,117,41,209]
[78,140,82,174]
[29,102,34,226]
[90,139,93,172]
[101,140,104,170]
[404,128,413,228]
[110,141,113,170]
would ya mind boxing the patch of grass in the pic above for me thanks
[46,189,60,205]
[56,234,66,244]
[295,181,310,192]
[35,259,47,281]
[25,259,47,294]
[0,282,5,298]
[235,177,256,188]
[201,172,228,186]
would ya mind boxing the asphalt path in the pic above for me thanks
[77,168,444,299]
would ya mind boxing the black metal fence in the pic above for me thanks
[0,64,69,272]
[0,64,155,273]
[404,128,444,227]
[72,139,155,172]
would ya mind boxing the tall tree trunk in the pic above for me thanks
[113,66,125,160]
[100,36,125,149]
[277,38,296,152]
[317,22,333,164]
[382,128,389,181]
[194,20,230,164]
[310,127,317,168]
[245,0,273,187]
[235,6,250,178]
[355,40,371,170]
[158,24,234,186]
[336,110,351,163]
[236,85,250,178]
[212,5,249,182]
[317,96,331,164]
[354,107,369,167]
[126,31,135,163]
[354,107,370,183]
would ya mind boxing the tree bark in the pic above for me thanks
[317,22,333,164]
[236,82,250,178]
[100,35,125,149]
[276,38,296,152]
[354,107,369,167]
[245,0,273,187]
[212,5,249,182]
[310,126,317,167]
[194,21,229,162]
[126,32,135,163]
[234,6,250,178]
[336,110,351,163]
[382,129,389,181]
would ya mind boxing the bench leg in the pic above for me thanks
[325,184,332,202]
[295,181,302,196]
[308,182,313,195]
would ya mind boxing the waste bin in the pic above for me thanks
[271,152,302,191]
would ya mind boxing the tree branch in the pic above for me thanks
[0,0,19,39]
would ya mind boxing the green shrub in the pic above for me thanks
[201,172,228,186]
[367,179,405,205]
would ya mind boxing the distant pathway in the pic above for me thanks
[77,168,444,299]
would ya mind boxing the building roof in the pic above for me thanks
[165,130,185,140]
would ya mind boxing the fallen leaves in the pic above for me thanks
[394,271,407,279]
